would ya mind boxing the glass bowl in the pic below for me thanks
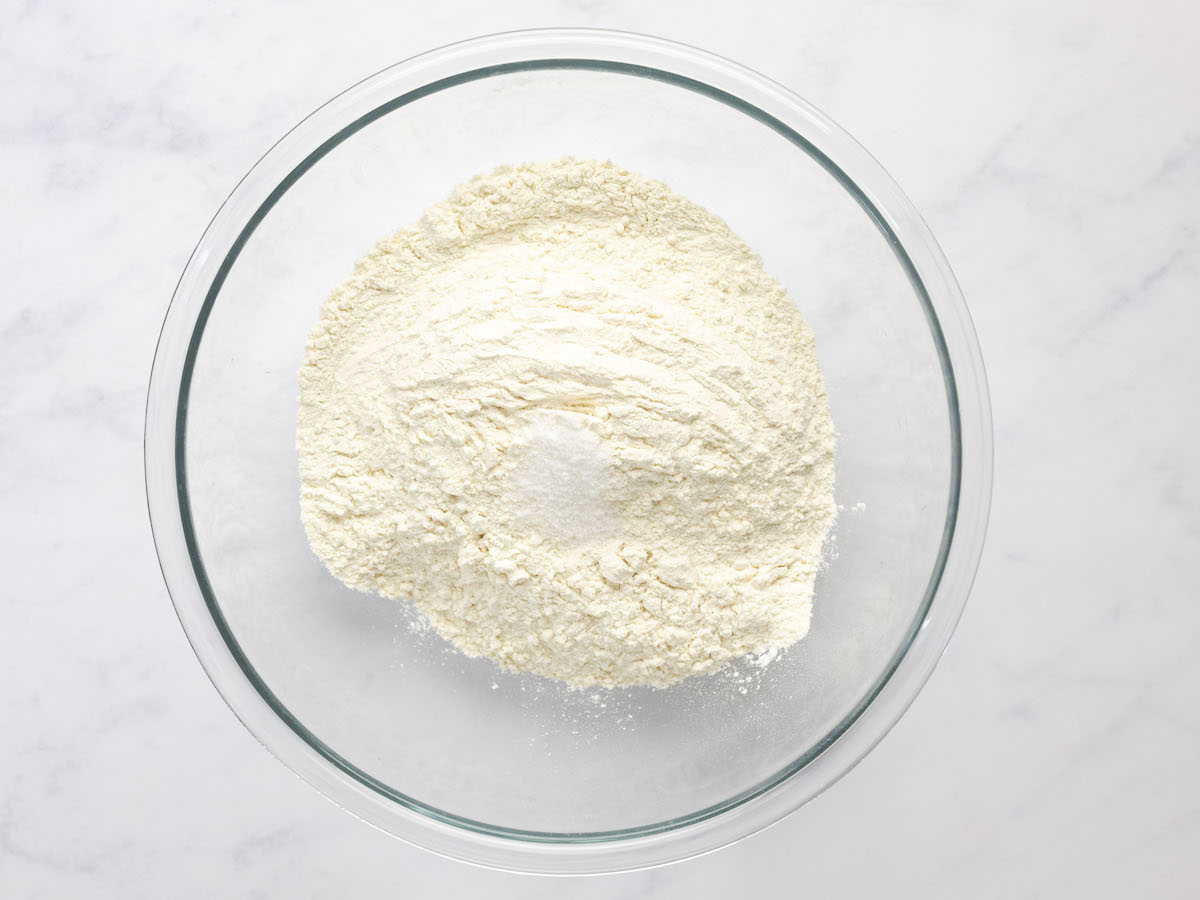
[145,29,991,874]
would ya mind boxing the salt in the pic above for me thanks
[509,410,617,544]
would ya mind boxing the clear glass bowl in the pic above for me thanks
[145,29,992,873]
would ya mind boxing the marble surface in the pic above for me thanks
[2,0,1198,896]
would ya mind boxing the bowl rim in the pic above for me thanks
[145,27,993,874]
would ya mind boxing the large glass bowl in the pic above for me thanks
[145,29,991,874]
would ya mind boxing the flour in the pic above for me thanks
[297,158,836,688]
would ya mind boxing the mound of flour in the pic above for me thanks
[297,158,835,688]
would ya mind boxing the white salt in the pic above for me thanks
[509,410,617,543]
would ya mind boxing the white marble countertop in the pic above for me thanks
[3,1,1198,896]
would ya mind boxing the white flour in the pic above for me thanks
[298,158,836,688]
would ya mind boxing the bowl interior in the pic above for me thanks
[181,62,954,836]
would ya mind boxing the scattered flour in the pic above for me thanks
[297,158,836,688]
